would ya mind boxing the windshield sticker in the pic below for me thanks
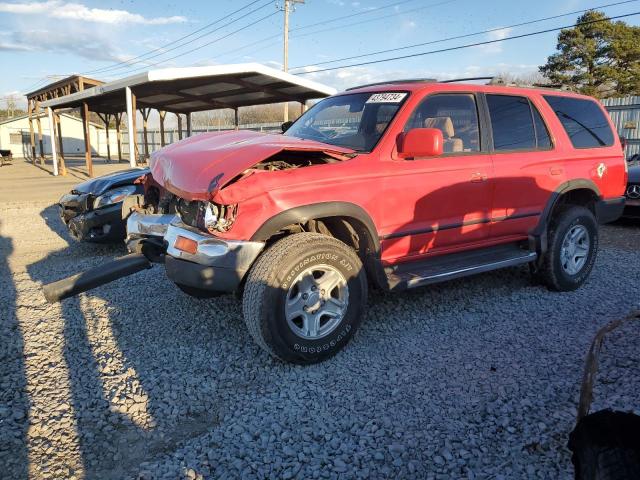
[366,92,407,104]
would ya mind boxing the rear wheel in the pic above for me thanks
[537,205,598,291]
[242,233,367,364]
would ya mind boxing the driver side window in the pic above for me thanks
[404,94,480,153]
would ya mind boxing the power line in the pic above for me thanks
[291,0,640,70]
[296,11,640,74]
[81,0,273,76]
[110,10,280,77]
[289,0,420,31]
[201,0,457,67]
[292,0,458,40]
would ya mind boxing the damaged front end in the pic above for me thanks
[44,130,354,303]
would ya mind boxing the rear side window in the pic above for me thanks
[487,95,538,151]
[543,95,614,148]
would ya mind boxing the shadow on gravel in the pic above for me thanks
[26,205,224,478]
[0,226,30,479]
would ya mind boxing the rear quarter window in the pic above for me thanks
[543,95,615,149]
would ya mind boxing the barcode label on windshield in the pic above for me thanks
[366,93,407,103]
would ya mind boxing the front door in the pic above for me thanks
[380,93,494,264]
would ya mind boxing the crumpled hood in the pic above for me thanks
[149,130,354,200]
[73,167,149,195]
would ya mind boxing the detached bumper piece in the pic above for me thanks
[43,253,152,303]
[164,221,265,293]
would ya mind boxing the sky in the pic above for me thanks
[1,0,640,109]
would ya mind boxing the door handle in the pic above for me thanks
[470,172,488,183]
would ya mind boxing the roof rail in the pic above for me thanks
[440,76,502,84]
[346,78,438,90]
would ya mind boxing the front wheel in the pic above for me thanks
[242,233,368,364]
[537,205,598,291]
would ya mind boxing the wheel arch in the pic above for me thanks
[530,179,601,257]
[536,180,601,233]
[250,202,387,289]
[251,201,380,251]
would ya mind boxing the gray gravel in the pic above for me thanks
[1,202,639,480]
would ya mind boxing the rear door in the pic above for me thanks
[485,93,565,240]
[380,92,494,263]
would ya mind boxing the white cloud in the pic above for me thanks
[0,1,187,25]
[3,28,130,61]
[476,27,513,54]
[299,62,540,91]
[0,40,32,51]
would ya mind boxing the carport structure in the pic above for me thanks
[26,75,104,174]
[41,63,336,177]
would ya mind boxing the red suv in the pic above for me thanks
[126,80,626,364]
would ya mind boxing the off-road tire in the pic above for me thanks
[175,283,224,299]
[242,233,367,364]
[537,205,598,291]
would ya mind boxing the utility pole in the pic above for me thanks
[282,0,304,122]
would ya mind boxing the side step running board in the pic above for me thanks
[386,243,537,291]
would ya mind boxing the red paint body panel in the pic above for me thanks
[150,82,626,267]
[149,130,354,201]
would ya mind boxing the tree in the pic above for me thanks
[539,10,640,98]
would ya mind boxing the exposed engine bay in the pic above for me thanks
[124,151,340,235]
[226,150,340,186]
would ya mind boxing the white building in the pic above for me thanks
[0,112,117,158]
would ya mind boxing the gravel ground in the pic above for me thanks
[1,202,639,480]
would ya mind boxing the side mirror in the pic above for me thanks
[281,121,293,133]
[397,128,444,159]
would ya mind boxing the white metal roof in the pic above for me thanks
[41,63,336,113]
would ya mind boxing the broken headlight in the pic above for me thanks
[176,199,237,234]
[203,202,237,233]
[93,185,137,209]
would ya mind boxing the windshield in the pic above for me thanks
[284,91,409,152]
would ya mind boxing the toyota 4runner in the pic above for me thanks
[46,79,628,364]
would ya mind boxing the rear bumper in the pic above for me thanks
[164,222,265,292]
[596,196,626,224]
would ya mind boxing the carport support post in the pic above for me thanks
[141,108,150,162]
[234,108,239,131]
[54,110,66,176]
[159,110,166,147]
[81,101,93,177]
[186,112,192,137]
[115,112,123,162]
[28,100,36,162]
[47,107,58,176]
[104,114,112,162]
[177,114,183,140]
[125,87,137,167]
[35,100,45,165]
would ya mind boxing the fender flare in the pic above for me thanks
[250,201,381,252]
[530,179,601,256]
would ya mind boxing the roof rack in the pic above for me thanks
[440,76,503,84]
[345,76,568,92]
[346,78,438,91]
[346,76,506,91]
